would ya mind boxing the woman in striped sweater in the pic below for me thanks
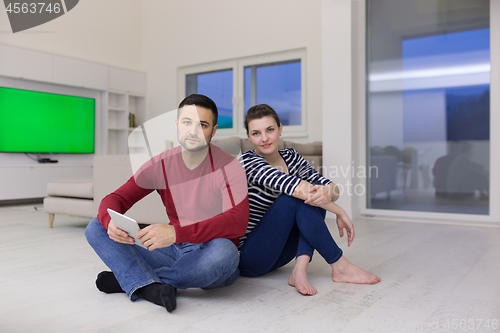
[238,104,381,295]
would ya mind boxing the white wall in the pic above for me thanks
[1,0,324,142]
[0,0,142,70]
[0,0,143,198]
[138,0,324,143]
[322,0,355,216]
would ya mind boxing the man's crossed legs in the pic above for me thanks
[85,218,239,312]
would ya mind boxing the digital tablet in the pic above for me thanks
[107,208,147,249]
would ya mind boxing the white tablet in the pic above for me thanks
[107,208,147,249]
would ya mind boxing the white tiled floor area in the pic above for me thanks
[1,205,499,333]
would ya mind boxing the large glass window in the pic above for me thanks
[179,50,306,135]
[244,60,301,126]
[366,0,490,215]
[186,69,233,129]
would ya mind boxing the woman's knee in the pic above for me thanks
[238,251,272,277]
[273,193,303,211]
[298,199,326,218]
[274,193,325,216]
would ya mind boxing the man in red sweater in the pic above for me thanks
[85,94,249,312]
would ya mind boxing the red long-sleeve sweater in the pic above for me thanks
[97,145,249,246]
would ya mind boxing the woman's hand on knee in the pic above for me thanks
[107,219,135,245]
[304,185,334,206]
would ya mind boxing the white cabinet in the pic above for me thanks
[0,43,148,200]
[0,44,53,82]
[0,44,108,91]
[108,66,147,95]
[0,164,93,200]
[106,91,146,154]
[0,43,148,156]
[53,56,108,90]
[106,65,147,154]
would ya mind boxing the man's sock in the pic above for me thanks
[95,271,125,294]
[136,282,177,312]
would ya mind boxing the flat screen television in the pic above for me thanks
[0,87,95,154]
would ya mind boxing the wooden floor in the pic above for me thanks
[1,204,499,333]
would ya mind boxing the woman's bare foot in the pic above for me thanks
[331,256,381,284]
[288,255,317,295]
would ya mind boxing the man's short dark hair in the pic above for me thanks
[178,94,218,126]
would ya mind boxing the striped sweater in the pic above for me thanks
[238,148,332,248]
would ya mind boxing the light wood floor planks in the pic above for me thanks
[0,205,499,333]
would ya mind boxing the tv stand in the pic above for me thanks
[38,158,58,163]
[0,163,92,201]
[24,153,59,164]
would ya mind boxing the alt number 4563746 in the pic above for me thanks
[443,319,498,330]
[5,2,62,14]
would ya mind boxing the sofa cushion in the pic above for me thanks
[212,136,241,147]
[211,137,242,156]
[240,138,255,153]
[284,141,322,156]
[302,156,323,173]
[43,196,95,218]
[211,136,321,162]
[240,138,286,152]
[46,177,94,199]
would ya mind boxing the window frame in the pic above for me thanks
[177,48,307,138]
[177,59,238,135]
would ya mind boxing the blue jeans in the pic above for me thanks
[239,194,343,277]
[85,217,240,301]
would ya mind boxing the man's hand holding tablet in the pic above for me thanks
[107,209,148,249]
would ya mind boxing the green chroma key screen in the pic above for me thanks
[0,87,95,153]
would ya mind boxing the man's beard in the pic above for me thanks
[178,131,212,152]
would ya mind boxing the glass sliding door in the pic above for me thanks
[366,0,490,215]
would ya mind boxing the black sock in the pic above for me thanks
[136,283,177,312]
[95,271,125,294]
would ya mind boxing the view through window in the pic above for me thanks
[183,51,304,134]
[366,0,490,215]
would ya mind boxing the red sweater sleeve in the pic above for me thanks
[97,176,153,230]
